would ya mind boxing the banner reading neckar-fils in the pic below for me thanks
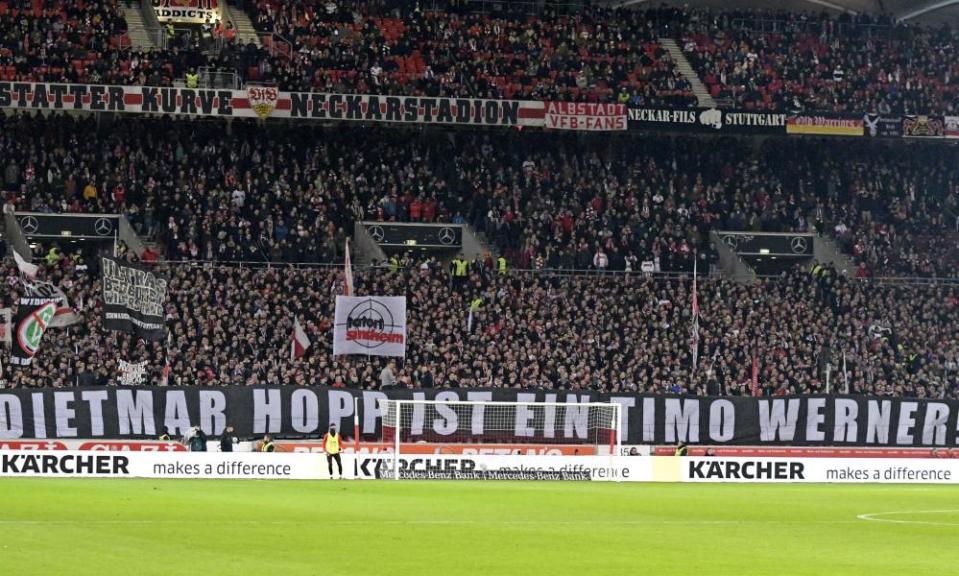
[101,257,167,341]
[332,296,407,357]
[1,388,959,447]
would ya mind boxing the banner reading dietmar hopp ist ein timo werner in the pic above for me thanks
[333,296,407,357]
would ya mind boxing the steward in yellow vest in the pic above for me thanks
[323,424,344,478]
[260,434,275,452]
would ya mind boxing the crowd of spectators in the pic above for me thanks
[9,0,959,115]
[679,10,959,114]
[244,0,695,105]
[3,249,958,401]
[3,112,959,277]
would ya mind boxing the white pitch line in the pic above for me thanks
[856,510,959,527]
[0,518,861,527]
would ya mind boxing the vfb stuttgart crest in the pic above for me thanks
[247,86,278,119]
[17,302,56,358]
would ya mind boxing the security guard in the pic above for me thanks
[260,434,275,452]
[323,424,344,478]
[185,69,199,89]
[497,254,507,275]
[389,255,400,273]
[675,442,688,456]
[158,427,171,441]
[451,255,468,286]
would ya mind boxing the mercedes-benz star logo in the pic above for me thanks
[94,217,114,236]
[722,235,739,250]
[368,225,385,243]
[790,236,808,254]
[19,216,38,234]
[437,227,456,245]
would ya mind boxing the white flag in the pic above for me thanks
[344,238,354,296]
[13,249,38,279]
[333,296,406,357]
[291,317,311,361]
[0,308,10,344]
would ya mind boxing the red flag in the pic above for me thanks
[750,355,760,396]
[291,317,311,361]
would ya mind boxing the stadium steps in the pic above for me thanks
[121,3,157,50]
[813,234,856,278]
[221,1,262,47]
[658,38,716,109]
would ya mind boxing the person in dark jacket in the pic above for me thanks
[187,426,207,452]
[220,426,237,452]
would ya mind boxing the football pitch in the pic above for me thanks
[0,479,957,575]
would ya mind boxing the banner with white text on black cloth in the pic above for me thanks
[2,388,959,449]
[101,257,168,341]
[627,107,787,134]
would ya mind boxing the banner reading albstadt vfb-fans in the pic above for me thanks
[101,257,167,341]
[2,389,959,448]
[333,296,406,357]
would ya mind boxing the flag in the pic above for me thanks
[750,355,760,396]
[690,258,699,372]
[343,238,354,296]
[291,317,311,361]
[467,307,473,333]
[13,249,38,279]
[842,350,849,394]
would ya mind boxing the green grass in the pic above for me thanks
[0,480,957,575]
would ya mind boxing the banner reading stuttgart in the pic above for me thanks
[1,388,958,448]
[0,82,544,127]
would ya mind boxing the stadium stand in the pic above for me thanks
[3,113,957,276]
[3,249,958,399]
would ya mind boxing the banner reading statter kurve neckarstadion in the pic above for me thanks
[332,296,407,357]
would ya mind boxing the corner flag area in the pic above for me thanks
[0,480,955,575]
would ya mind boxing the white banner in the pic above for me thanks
[152,0,221,24]
[0,308,10,344]
[332,296,407,357]
[0,450,327,479]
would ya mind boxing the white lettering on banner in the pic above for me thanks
[411,392,425,436]
[253,389,282,434]
[31,393,46,439]
[867,399,892,444]
[543,394,557,439]
[333,296,407,357]
[709,400,735,442]
[54,392,77,438]
[564,395,590,439]
[545,102,626,131]
[116,390,155,436]
[515,393,537,437]
[642,397,655,443]
[327,390,354,433]
[628,108,697,123]
[0,83,543,127]
[466,391,493,435]
[833,399,859,442]
[806,398,827,442]
[609,396,635,441]
[81,390,109,437]
[199,391,227,435]
[164,390,191,435]
[433,391,459,436]
[923,403,950,445]
[362,391,388,435]
[897,402,919,444]
[759,398,800,441]
[0,395,24,439]
[664,398,699,443]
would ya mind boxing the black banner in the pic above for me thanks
[863,114,902,138]
[627,107,786,134]
[716,232,814,257]
[363,222,462,248]
[101,257,167,341]
[0,387,957,447]
[17,212,118,239]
